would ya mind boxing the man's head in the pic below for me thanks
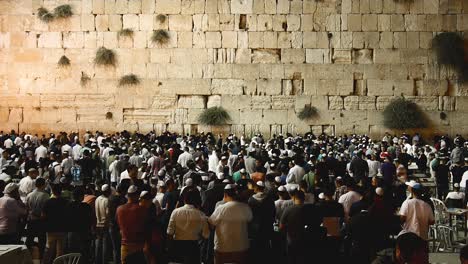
[50,183,62,197]
[223,184,237,201]
[254,181,265,193]
[127,164,138,179]
[126,185,139,202]
[28,168,38,179]
[101,184,111,196]
[395,232,428,263]
[183,188,200,206]
[35,177,46,190]
[4,183,19,199]
[291,190,305,205]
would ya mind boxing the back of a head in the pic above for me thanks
[51,183,62,196]
[396,232,428,263]
[183,187,200,206]
[35,177,46,188]
[294,190,305,202]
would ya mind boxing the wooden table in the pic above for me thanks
[446,208,468,237]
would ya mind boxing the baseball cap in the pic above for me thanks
[405,180,422,190]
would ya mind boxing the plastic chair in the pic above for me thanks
[52,253,81,264]
[430,198,449,225]
[437,225,466,252]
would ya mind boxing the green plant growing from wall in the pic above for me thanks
[198,107,231,126]
[432,32,468,82]
[382,97,428,129]
[37,7,54,23]
[118,28,134,37]
[118,74,140,87]
[53,4,73,19]
[80,72,91,86]
[151,30,170,45]
[297,105,318,120]
[94,47,116,66]
[57,55,70,67]
[106,112,113,119]
[156,14,167,23]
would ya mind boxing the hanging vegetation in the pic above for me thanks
[198,107,231,126]
[94,47,116,66]
[80,72,91,86]
[297,105,318,120]
[118,28,134,37]
[57,55,71,67]
[37,7,54,23]
[432,32,468,82]
[156,14,167,23]
[382,97,428,129]
[118,74,140,87]
[151,30,170,45]
[53,4,73,19]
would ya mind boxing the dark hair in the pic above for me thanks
[224,188,237,199]
[73,187,85,201]
[118,179,131,195]
[396,232,428,262]
[35,177,46,188]
[293,190,305,202]
[183,188,200,205]
[50,183,62,196]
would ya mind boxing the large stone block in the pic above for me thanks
[156,0,181,14]
[262,109,288,124]
[420,80,449,96]
[177,95,206,109]
[211,79,245,95]
[252,49,280,64]
[38,32,62,48]
[251,96,272,109]
[328,96,344,110]
[281,49,305,64]
[231,0,253,14]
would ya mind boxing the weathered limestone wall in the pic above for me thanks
[0,0,467,137]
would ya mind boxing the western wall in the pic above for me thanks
[0,0,467,137]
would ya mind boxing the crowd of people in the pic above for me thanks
[0,129,467,264]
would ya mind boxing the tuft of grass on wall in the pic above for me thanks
[432,32,468,82]
[80,72,91,86]
[94,47,116,66]
[198,107,231,126]
[53,4,73,19]
[383,97,428,129]
[57,55,70,67]
[37,7,54,23]
[156,14,167,23]
[297,105,318,120]
[106,112,113,119]
[118,28,134,37]
[151,30,170,45]
[118,74,140,87]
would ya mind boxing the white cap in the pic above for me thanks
[275,176,281,183]
[185,178,193,186]
[201,176,210,181]
[217,173,225,180]
[127,185,138,194]
[4,183,18,194]
[405,180,422,189]
[278,186,286,192]
[375,187,384,196]
[222,179,230,183]
[157,181,166,187]
[454,183,459,188]
[240,168,246,174]
[318,193,325,199]
[256,181,265,187]
[224,184,236,190]
[140,190,149,198]
[221,156,228,160]
[158,170,165,176]
[101,184,110,192]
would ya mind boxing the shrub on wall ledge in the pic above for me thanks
[432,32,468,82]
[118,74,140,87]
[383,97,428,129]
[156,14,167,23]
[297,105,318,120]
[198,107,231,126]
[53,5,73,19]
[151,30,170,45]
[37,7,54,23]
[94,47,116,66]
[119,28,134,37]
[57,55,70,67]
[80,72,91,86]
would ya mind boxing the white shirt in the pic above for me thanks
[177,151,193,168]
[14,137,22,146]
[275,199,294,221]
[367,160,381,178]
[460,170,468,188]
[446,191,465,201]
[72,144,82,160]
[18,176,35,202]
[208,151,219,173]
[34,145,48,162]
[286,165,305,185]
[109,160,119,183]
[95,195,109,228]
[399,198,434,240]
[338,190,362,219]
[3,138,13,149]
[209,201,253,253]
[167,204,209,240]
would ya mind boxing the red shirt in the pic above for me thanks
[116,202,149,247]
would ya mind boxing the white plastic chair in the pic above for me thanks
[430,198,449,225]
[52,253,81,264]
